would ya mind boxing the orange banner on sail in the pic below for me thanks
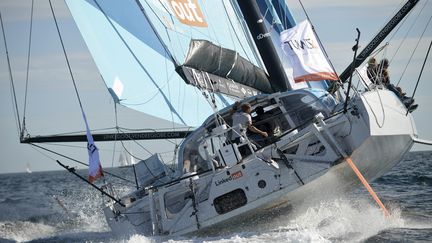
[294,72,339,83]
[167,0,208,27]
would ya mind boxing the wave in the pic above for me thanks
[118,196,432,243]
[0,221,56,242]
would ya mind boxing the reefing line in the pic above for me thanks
[346,157,390,217]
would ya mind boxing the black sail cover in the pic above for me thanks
[177,40,274,98]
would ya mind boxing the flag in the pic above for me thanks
[81,111,103,183]
[281,20,338,84]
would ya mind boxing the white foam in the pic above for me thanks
[125,231,329,243]
[0,221,56,242]
[274,197,408,242]
[127,234,155,243]
[118,194,432,242]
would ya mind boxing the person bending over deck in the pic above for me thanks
[231,103,268,145]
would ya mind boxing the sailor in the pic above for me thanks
[367,57,378,83]
[377,58,416,110]
[377,58,390,84]
[252,106,274,146]
[231,103,268,145]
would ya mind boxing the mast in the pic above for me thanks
[339,0,420,82]
[236,0,291,92]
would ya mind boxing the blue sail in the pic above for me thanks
[65,0,264,127]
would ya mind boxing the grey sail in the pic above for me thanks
[179,39,273,95]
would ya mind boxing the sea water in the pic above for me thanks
[0,151,431,242]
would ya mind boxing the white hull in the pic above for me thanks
[103,89,416,236]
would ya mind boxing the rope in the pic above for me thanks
[362,89,386,128]
[110,105,118,168]
[390,0,428,64]
[23,0,35,132]
[407,40,432,115]
[30,143,136,184]
[0,11,22,135]
[135,0,178,65]
[48,0,85,112]
[297,0,342,85]
[396,13,432,86]
[386,2,413,43]
[93,0,186,125]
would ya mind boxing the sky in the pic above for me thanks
[0,0,431,174]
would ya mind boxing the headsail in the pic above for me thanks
[65,0,264,127]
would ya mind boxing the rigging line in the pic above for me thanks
[200,1,220,45]
[0,11,22,135]
[42,142,123,152]
[49,0,84,112]
[30,143,136,184]
[297,0,341,84]
[111,102,119,168]
[368,0,406,42]
[119,140,139,189]
[136,0,178,65]
[121,71,175,106]
[234,7,265,69]
[93,0,187,126]
[36,126,118,136]
[396,13,432,86]
[407,40,432,116]
[390,0,428,64]
[119,140,166,185]
[297,0,311,23]
[221,1,239,56]
[164,50,179,149]
[118,126,194,131]
[164,49,176,132]
[278,0,288,29]
[222,1,252,61]
[23,0,34,130]
[387,2,414,43]
[371,43,389,57]
[117,128,153,156]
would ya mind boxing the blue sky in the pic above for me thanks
[0,0,431,173]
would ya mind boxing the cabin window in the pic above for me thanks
[181,128,210,174]
[280,93,328,128]
[251,104,290,137]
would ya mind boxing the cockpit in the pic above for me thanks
[177,89,338,176]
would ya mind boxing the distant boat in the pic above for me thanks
[26,163,32,174]
[118,148,136,168]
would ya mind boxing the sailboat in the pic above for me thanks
[7,0,430,237]
[118,147,136,168]
[26,163,32,174]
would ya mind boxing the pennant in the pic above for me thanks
[281,20,338,83]
[81,111,104,183]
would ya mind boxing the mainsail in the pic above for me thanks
[65,0,332,129]
[65,0,266,127]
